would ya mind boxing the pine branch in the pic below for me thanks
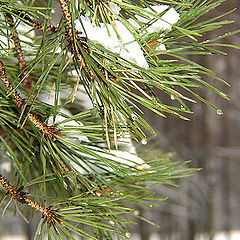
[0,60,60,140]
[12,9,57,33]
[0,173,62,226]
[5,12,32,94]
[0,0,238,239]
[58,0,117,82]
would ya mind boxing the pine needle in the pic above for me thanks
[103,58,117,150]
[92,4,99,26]
[129,79,172,113]
[109,97,118,150]
[122,71,172,113]
[104,104,111,152]
[72,63,83,103]
[108,1,117,29]
[48,82,56,101]
[62,54,74,72]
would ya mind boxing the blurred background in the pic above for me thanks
[134,0,240,239]
[0,0,239,239]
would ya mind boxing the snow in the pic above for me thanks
[0,236,27,240]
[110,0,122,15]
[75,17,149,69]
[0,161,11,172]
[145,7,180,33]
[195,231,240,240]
[133,5,180,33]
[67,146,150,175]
[47,112,89,143]
[74,3,180,68]
[212,231,240,240]
[155,43,167,51]
[98,149,150,170]
[41,3,181,175]
[46,111,150,174]
[40,69,150,175]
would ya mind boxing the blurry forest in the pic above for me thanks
[136,0,240,239]
[0,1,239,240]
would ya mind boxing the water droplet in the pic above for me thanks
[217,109,223,115]
[134,211,139,216]
[220,92,227,98]
[141,139,147,145]
[170,95,176,100]
[131,114,137,121]
[92,100,97,108]
[63,181,68,189]
[180,105,185,110]
[118,132,124,138]
[109,220,115,226]
[149,204,153,208]
[125,232,131,238]
[167,153,175,158]
[86,10,91,16]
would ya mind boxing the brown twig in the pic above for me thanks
[0,175,27,204]
[0,59,60,140]
[5,13,32,94]
[0,174,62,225]
[12,10,57,33]
[58,0,118,82]
[58,0,78,54]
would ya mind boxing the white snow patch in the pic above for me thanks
[47,112,150,174]
[0,236,27,240]
[213,231,240,240]
[136,5,180,33]
[64,149,150,175]
[87,149,150,174]
[75,4,180,68]
[47,112,88,143]
[75,17,149,69]
[0,161,11,172]
[110,0,122,15]
[103,150,150,169]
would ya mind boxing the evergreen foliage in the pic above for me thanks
[0,0,238,239]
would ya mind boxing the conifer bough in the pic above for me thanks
[0,0,238,239]
[5,12,32,93]
[0,174,61,225]
[12,9,57,33]
[0,60,60,140]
